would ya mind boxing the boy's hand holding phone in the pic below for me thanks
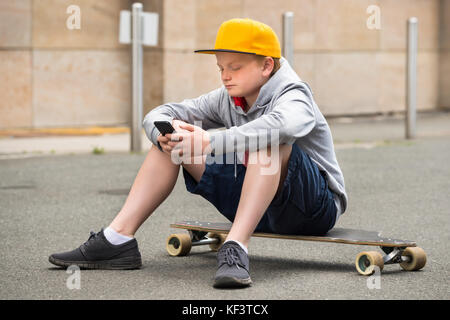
[156,120,182,155]
[171,123,212,158]
[155,120,211,157]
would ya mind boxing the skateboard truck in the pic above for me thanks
[381,247,410,265]
[166,229,226,256]
[188,230,220,247]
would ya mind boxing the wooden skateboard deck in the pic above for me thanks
[167,220,427,276]
[170,220,416,247]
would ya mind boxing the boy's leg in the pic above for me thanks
[214,144,292,288]
[108,145,179,236]
[225,144,292,248]
[109,147,205,237]
[49,145,207,269]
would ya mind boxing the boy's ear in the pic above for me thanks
[262,57,274,75]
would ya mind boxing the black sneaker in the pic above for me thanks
[213,241,252,288]
[49,229,142,270]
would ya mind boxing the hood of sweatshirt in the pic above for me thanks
[226,57,314,117]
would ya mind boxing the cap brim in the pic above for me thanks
[194,49,257,55]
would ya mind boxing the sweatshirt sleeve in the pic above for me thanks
[143,87,225,151]
[208,89,316,155]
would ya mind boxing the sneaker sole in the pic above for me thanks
[213,276,252,288]
[48,255,142,270]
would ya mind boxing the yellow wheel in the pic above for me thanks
[207,233,227,251]
[400,247,427,271]
[355,251,384,276]
[166,233,192,256]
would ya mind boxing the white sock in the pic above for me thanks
[225,239,248,254]
[103,226,133,245]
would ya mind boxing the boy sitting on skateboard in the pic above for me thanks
[49,18,347,288]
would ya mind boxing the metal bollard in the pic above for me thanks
[131,3,143,152]
[406,17,418,139]
[282,12,294,68]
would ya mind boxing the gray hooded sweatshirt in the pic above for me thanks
[143,57,347,219]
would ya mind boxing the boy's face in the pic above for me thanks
[215,52,272,99]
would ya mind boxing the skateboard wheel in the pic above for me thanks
[166,233,192,256]
[355,251,384,276]
[400,247,426,271]
[207,233,227,251]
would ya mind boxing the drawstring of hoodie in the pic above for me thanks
[234,152,237,179]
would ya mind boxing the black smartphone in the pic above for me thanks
[154,120,176,136]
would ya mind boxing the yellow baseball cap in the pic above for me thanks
[195,18,281,58]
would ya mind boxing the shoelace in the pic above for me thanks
[222,246,241,270]
[83,231,100,248]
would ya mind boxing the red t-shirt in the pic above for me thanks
[232,97,249,167]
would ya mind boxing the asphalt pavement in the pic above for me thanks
[0,111,449,299]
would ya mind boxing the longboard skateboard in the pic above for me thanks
[167,220,426,276]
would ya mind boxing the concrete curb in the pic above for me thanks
[0,126,129,138]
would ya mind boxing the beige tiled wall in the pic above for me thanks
[163,0,196,50]
[376,53,406,113]
[0,0,447,129]
[314,52,379,115]
[0,51,32,128]
[32,0,131,49]
[439,0,450,108]
[440,52,450,108]
[143,49,164,116]
[0,1,33,129]
[313,0,380,51]
[0,0,32,48]
[379,0,440,50]
[33,50,131,127]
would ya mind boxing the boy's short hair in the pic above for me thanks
[270,58,281,77]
